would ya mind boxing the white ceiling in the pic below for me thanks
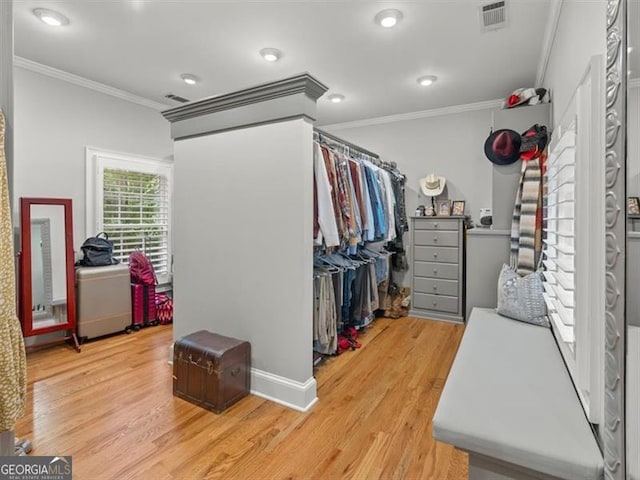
[13,0,552,126]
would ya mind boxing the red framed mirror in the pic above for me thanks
[19,197,79,351]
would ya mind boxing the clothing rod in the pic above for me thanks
[314,128,380,159]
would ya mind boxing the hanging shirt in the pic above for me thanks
[314,142,340,247]
[344,162,362,253]
[349,159,367,230]
[363,160,387,240]
[359,162,375,241]
[379,169,397,242]
[321,146,346,244]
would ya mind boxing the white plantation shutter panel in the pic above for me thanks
[544,129,576,348]
[541,56,604,424]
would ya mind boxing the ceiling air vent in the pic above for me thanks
[480,1,507,31]
[164,93,190,103]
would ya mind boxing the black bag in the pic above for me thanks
[77,232,119,267]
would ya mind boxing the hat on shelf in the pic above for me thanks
[519,124,549,160]
[484,129,522,165]
[505,87,550,109]
[505,87,537,108]
[420,173,446,196]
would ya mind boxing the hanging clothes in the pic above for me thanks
[0,109,27,432]
[313,139,405,249]
[312,132,408,356]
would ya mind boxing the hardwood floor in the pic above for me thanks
[15,317,467,479]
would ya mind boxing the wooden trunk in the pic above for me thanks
[173,330,251,413]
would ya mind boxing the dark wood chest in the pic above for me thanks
[173,330,251,413]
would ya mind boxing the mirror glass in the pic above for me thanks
[628,0,639,329]
[29,205,67,329]
[30,218,52,320]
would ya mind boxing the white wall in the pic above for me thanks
[542,0,606,128]
[13,67,173,254]
[172,119,314,406]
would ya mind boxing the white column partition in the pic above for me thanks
[163,74,327,411]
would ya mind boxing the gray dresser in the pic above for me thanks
[410,216,465,323]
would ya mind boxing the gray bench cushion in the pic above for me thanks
[433,308,603,480]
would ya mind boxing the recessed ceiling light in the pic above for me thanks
[328,94,345,104]
[374,9,403,28]
[180,74,199,85]
[417,75,438,87]
[33,8,69,27]
[259,48,283,62]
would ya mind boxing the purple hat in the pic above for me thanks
[484,129,522,165]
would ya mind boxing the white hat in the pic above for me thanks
[420,174,446,196]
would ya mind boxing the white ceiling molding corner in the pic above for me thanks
[535,0,564,88]
[319,98,504,131]
[13,56,171,111]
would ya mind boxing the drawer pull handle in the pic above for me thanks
[434,223,439,228]
[433,237,438,242]
[433,253,438,258]
[433,285,438,290]
[432,301,437,306]
[433,269,438,274]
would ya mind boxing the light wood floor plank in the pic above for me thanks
[15,317,467,479]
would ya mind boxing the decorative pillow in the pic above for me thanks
[496,264,549,327]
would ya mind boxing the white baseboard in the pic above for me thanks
[250,368,318,412]
[167,345,317,412]
[628,326,640,480]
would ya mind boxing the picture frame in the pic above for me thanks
[628,196,640,215]
[437,200,451,216]
[452,200,465,216]
[425,205,436,216]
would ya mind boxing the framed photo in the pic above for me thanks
[452,200,465,216]
[437,200,451,216]
[425,205,435,216]
[628,197,640,215]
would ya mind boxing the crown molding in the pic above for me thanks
[13,56,170,111]
[536,0,564,87]
[630,78,640,89]
[162,73,328,122]
[319,98,504,130]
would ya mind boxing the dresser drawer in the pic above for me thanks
[414,230,459,247]
[413,293,459,314]
[413,218,460,231]
[414,261,459,280]
[414,278,459,297]
[414,246,458,264]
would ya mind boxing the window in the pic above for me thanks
[86,148,173,284]
[542,55,604,423]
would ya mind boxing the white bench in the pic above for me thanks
[433,308,603,480]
